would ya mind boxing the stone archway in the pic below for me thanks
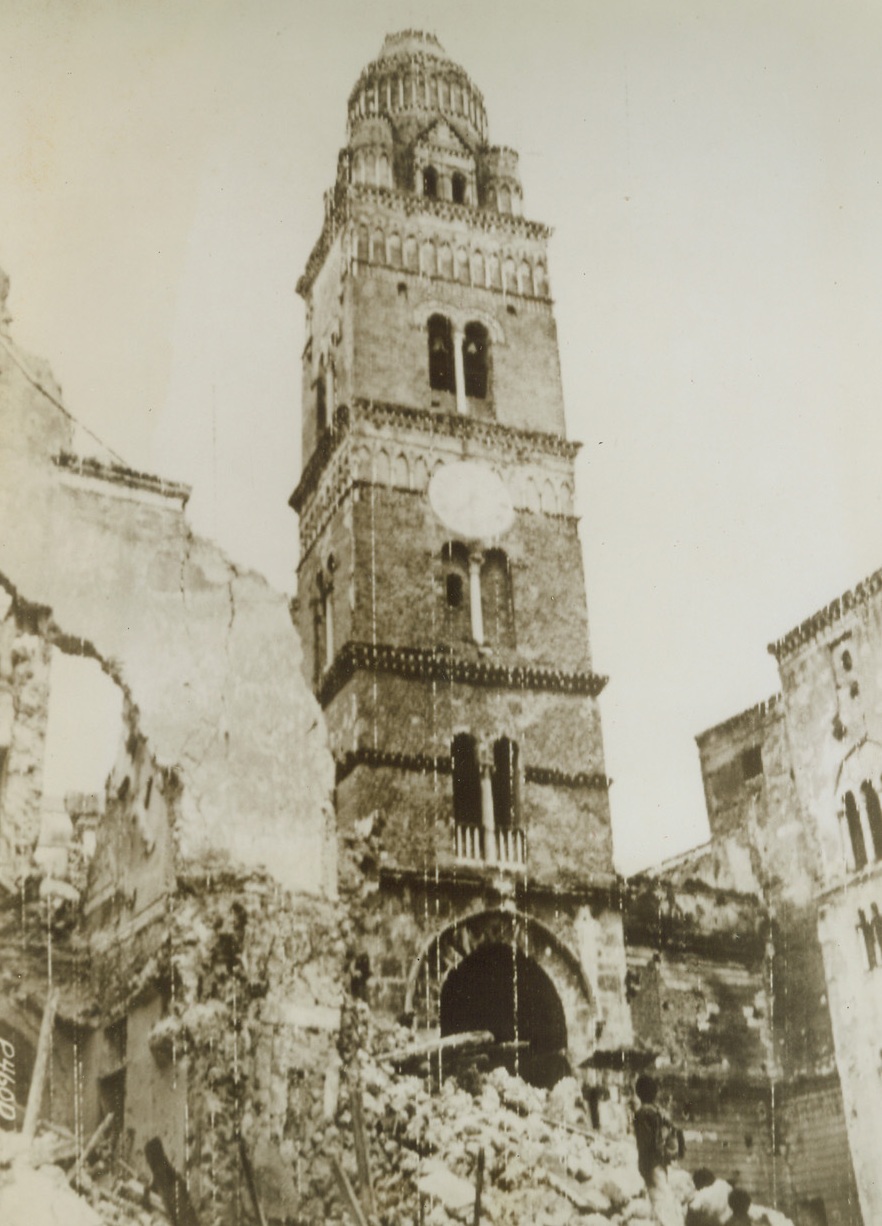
[406,908,595,1080]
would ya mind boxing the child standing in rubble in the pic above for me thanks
[634,1073,686,1226]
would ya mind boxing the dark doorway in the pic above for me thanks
[440,942,568,1087]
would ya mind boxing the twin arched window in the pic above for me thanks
[423,166,438,198]
[842,780,882,871]
[427,315,490,405]
[440,543,514,648]
[451,733,521,829]
[857,904,882,970]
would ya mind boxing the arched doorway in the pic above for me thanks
[407,909,594,1087]
[440,942,568,1087]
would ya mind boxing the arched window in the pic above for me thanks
[452,734,481,826]
[492,737,520,829]
[356,226,370,263]
[423,165,438,198]
[315,360,327,433]
[452,172,467,204]
[858,909,877,969]
[845,790,868,870]
[481,549,515,648]
[471,251,485,287]
[404,237,418,271]
[438,244,453,280]
[862,781,882,859]
[388,233,402,268]
[456,248,470,284]
[487,254,502,289]
[314,559,336,683]
[463,322,489,399]
[420,240,437,277]
[428,315,455,392]
[441,541,470,641]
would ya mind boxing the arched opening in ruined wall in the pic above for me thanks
[407,909,595,1086]
[440,942,568,1088]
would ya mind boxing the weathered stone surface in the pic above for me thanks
[0,326,335,897]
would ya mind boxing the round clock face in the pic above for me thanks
[428,460,515,541]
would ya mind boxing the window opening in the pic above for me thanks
[441,542,470,641]
[452,734,481,826]
[452,172,466,204]
[492,737,519,829]
[859,909,878,969]
[862,780,882,859]
[741,745,763,780]
[423,166,438,198]
[463,323,489,399]
[428,315,455,392]
[845,790,868,870]
[481,549,515,647]
[316,365,327,433]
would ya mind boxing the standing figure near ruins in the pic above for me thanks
[633,1074,686,1226]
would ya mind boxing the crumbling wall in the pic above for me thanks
[0,287,335,897]
[0,591,53,887]
[149,872,345,1224]
[0,273,344,1221]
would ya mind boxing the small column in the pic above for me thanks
[453,326,467,414]
[323,590,334,668]
[480,766,496,865]
[468,552,484,645]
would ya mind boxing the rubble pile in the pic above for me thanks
[0,1126,168,1226]
[356,1062,651,1225]
[324,1009,795,1226]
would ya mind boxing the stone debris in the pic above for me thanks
[0,1127,167,1226]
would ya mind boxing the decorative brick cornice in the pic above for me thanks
[289,399,578,515]
[351,398,578,457]
[347,183,550,239]
[694,694,782,746]
[54,452,191,506]
[335,747,452,784]
[524,766,610,791]
[297,185,550,296]
[320,640,606,706]
[768,567,882,662]
[334,748,609,790]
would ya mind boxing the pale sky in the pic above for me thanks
[3,0,882,873]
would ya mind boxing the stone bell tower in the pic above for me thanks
[291,31,631,1084]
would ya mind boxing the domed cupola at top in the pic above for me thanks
[340,30,522,214]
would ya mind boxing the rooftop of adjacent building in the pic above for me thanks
[768,565,882,663]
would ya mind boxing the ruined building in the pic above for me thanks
[0,25,875,1226]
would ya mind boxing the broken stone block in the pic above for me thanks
[599,1165,645,1209]
[417,1158,475,1217]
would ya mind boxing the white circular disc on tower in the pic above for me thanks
[428,461,515,541]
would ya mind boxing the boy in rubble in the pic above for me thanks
[634,1073,686,1226]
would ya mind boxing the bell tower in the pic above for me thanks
[291,31,631,1082]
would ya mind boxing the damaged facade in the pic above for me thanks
[0,268,345,1220]
[0,26,874,1226]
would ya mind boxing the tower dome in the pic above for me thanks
[346,29,488,148]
